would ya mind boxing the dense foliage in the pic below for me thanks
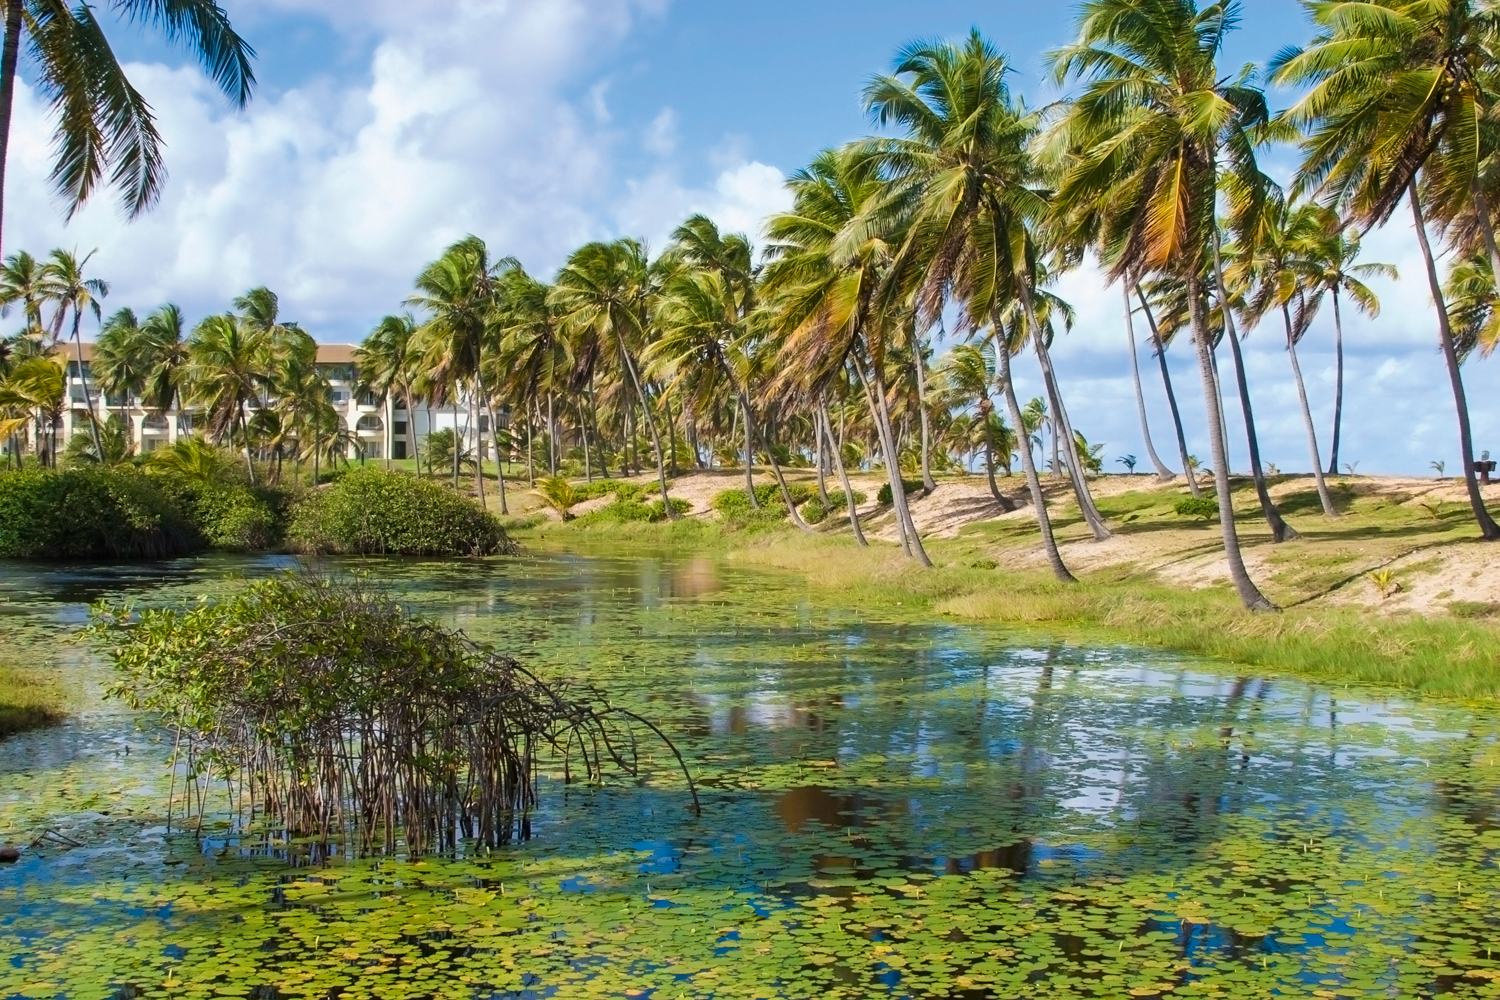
[877,479,926,506]
[1174,495,1221,522]
[0,467,196,559]
[287,468,513,556]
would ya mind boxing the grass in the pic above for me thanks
[0,663,66,739]
[515,472,1500,705]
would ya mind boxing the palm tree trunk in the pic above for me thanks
[69,311,104,460]
[1281,304,1338,517]
[238,408,258,486]
[472,372,507,515]
[0,0,22,261]
[579,399,593,484]
[1411,180,1500,539]
[741,395,759,508]
[546,392,556,477]
[469,386,486,506]
[814,401,831,506]
[979,402,1016,510]
[407,387,419,473]
[450,396,459,489]
[525,408,535,486]
[912,329,937,492]
[1187,272,1274,610]
[750,397,813,534]
[1210,229,1297,542]
[1017,282,1110,540]
[1123,282,1173,481]
[665,392,679,476]
[853,352,930,565]
[820,403,866,546]
[616,336,676,519]
[1326,290,1345,477]
[991,323,1072,583]
[1136,285,1201,498]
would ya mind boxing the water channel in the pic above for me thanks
[1,549,1498,998]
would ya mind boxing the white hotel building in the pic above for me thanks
[41,342,485,463]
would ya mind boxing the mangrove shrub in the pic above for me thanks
[93,574,696,856]
[0,467,195,559]
[288,468,513,556]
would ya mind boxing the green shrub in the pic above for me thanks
[712,483,814,519]
[287,468,513,556]
[154,476,287,552]
[1173,495,1220,522]
[0,467,196,559]
[574,495,689,525]
[877,479,926,505]
[572,479,638,503]
[802,498,829,524]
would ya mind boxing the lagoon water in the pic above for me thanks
[2,550,1498,998]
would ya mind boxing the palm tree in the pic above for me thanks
[1271,0,1500,538]
[1445,250,1500,360]
[183,312,268,483]
[761,145,932,564]
[0,354,62,465]
[0,250,46,335]
[94,303,187,418]
[1134,282,1203,497]
[1227,196,1340,516]
[1120,282,1175,481]
[357,314,421,472]
[931,340,1018,509]
[550,239,677,518]
[39,248,107,458]
[0,0,256,258]
[1050,0,1276,610]
[409,236,512,510]
[1296,209,1393,475]
[859,34,1085,574]
[488,267,568,490]
[867,30,1113,550]
[145,435,227,484]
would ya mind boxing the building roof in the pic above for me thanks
[57,342,361,365]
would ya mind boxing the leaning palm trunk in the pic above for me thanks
[741,396,759,508]
[979,400,1016,510]
[813,403,831,506]
[1137,285,1201,498]
[820,403,867,546]
[852,353,931,566]
[469,383,486,507]
[1210,230,1297,542]
[1123,283,1174,481]
[1326,290,1345,476]
[1281,304,1337,517]
[615,336,677,519]
[1187,273,1274,611]
[991,322,1072,583]
[69,311,103,460]
[912,331,937,492]
[1410,180,1500,539]
[1017,284,1110,540]
[579,400,593,484]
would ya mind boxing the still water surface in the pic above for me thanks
[1,551,1498,999]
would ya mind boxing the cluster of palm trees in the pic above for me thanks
[0,251,357,482]
[368,1,1494,610]
[5,2,1497,615]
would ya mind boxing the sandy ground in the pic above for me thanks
[511,466,1500,618]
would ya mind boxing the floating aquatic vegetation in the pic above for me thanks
[87,573,697,857]
[3,552,1500,998]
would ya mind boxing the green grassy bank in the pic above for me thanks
[516,510,1500,705]
[0,663,66,739]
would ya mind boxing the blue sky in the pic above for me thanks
[5,0,1479,475]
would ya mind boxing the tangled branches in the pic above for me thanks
[91,574,697,858]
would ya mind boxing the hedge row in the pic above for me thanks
[0,467,509,561]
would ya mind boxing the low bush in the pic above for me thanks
[1173,495,1220,522]
[574,495,689,525]
[712,483,814,519]
[155,477,288,551]
[287,468,513,556]
[877,479,926,505]
[0,467,196,559]
[572,479,641,503]
[803,488,870,525]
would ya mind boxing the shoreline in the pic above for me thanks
[512,472,1500,706]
